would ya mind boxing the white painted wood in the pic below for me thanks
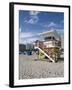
[35,46,55,62]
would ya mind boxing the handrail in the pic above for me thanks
[35,46,55,62]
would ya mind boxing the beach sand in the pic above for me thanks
[19,54,64,79]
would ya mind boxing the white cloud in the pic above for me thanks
[19,35,39,44]
[24,11,40,24]
[44,22,57,28]
[26,37,38,43]
[29,11,40,16]
[20,32,33,38]
[19,28,21,32]
[25,16,39,24]
[19,38,25,44]
[19,32,34,44]
[44,22,62,29]
[56,29,64,35]
[19,31,40,44]
[48,22,57,27]
[27,19,34,24]
[44,21,64,29]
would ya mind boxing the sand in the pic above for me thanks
[19,54,64,79]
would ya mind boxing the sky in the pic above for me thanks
[19,10,64,44]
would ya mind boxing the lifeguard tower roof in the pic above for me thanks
[39,29,61,41]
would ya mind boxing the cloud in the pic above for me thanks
[19,32,33,44]
[44,22,57,28]
[56,29,64,36]
[19,31,40,44]
[44,21,64,29]
[26,37,39,43]
[19,33,39,44]
[24,11,40,24]
[29,11,40,16]
[20,32,33,38]
[19,37,38,44]
[48,22,57,27]
[19,28,21,32]
[25,16,39,24]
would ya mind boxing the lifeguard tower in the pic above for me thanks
[35,29,61,62]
